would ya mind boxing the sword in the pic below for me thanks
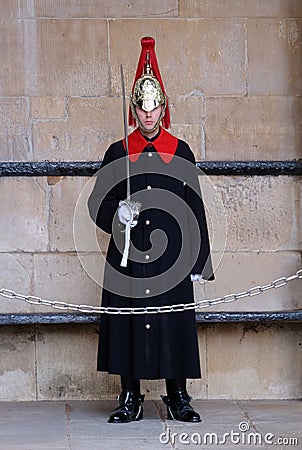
[120,64,131,201]
[120,65,135,267]
[119,66,142,267]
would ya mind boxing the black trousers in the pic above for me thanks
[121,376,186,394]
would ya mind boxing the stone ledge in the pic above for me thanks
[0,160,302,177]
[1,311,302,325]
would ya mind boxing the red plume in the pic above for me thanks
[129,36,171,129]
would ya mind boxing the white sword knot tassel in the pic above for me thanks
[119,200,142,267]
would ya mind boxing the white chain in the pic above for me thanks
[0,269,301,315]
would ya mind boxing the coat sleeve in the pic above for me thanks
[87,146,120,234]
[184,146,215,281]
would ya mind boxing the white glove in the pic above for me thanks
[118,202,132,225]
[190,274,202,281]
[117,199,142,226]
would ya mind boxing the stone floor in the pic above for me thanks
[0,399,301,449]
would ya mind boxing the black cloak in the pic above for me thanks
[88,127,214,380]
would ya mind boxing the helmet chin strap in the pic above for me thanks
[137,117,161,134]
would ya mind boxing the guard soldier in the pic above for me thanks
[88,36,214,423]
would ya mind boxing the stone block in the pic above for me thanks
[0,326,36,401]
[0,97,32,161]
[0,178,48,252]
[35,324,101,400]
[179,0,302,18]
[33,253,101,313]
[171,124,204,160]
[31,97,66,119]
[206,323,302,399]
[0,19,26,95]
[169,93,206,125]
[33,97,123,161]
[205,96,302,161]
[35,0,178,18]
[169,93,206,159]
[0,19,108,96]
[247,19,302,95]
[0,1,36,18]
[34,19,108,96]
[0,253,33,314]
[49,176,110,253]
[208,176,300,251]
[110,19,246,97]
[0,402,67,448]
[197,251,302,312]
[239,400,302,438]
[295,177,302,248]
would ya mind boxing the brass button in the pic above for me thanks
[145,220,150,225]
[145,324,151,330]
[145,254,150,260]
[145,289,150,295]
[148,152,152,157]
[147,185,152,190]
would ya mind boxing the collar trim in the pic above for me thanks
[123,127,178,164]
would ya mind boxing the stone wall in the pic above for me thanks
[0,1,301,401]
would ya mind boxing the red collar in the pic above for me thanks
[123,127,178,163]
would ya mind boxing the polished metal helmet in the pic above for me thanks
[129,36,170,130]
[131,74,165,112]
[130,73,167,132]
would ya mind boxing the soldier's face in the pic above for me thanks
[135,105,163,136]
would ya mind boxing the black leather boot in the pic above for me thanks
[108,391,144,423]
[108,376,144,424]
[163,378,201,422]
